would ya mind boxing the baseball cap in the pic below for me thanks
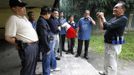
[9,0,27,7]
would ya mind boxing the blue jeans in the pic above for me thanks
[42,52,51,75]
[42,41,54,75]
[52,34,60,57]
[50,40,57,69]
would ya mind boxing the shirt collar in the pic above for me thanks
[68,21,75,23]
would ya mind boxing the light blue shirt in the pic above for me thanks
[59,17,66,35]
[77,17,92,40]
[30,20,37,30]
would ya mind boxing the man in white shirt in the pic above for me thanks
[5,0,38,75]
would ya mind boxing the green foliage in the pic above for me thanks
[60,0,134,21]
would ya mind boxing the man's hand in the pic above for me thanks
[96,12,106,30]
[5,36,16,45]
[58,26,61,31]
[96,12,106,23]
[88,16,96,25]
[96,12,101,18]
[99,12,104,19]
[96,12,104,19]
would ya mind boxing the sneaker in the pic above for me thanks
[50,69,54,72]
[98,71,106,75]
[50,73,53,75]
[52,67,60,71]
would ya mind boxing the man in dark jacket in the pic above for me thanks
[36,6,53,75]
[97,1,128,75]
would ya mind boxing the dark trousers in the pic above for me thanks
[68,38,75,53]
[60,34,66,51]
[18,42,38,75]
[77,39,90,56]
[37,44,41,61]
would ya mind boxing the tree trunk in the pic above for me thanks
[128,13,134,31]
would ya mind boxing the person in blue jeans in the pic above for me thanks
[75,10,96,59]
[48,8,60,71]
[36,6,52,75]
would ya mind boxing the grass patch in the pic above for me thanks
[90,33,104,53]
[90,31,134,60]
[120,32,134,60]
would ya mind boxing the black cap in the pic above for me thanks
[40,6,52,15]
[9,0,27,7]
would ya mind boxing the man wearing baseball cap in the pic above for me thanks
[5,0,39,75]
[9,0,27,7]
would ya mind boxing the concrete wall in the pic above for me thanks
[0,8,40,39]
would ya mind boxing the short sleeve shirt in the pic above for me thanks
[59,17,66,35]
[77,17,92,40]
[5,15,38,42]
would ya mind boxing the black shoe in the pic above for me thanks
[37,59,42,62]
[75,54,80,57]
[66,50,71,54]
[57,49,60,53]
[56,57,60,60]
[63,49,66,52]
[36,74,42,75]
[37,58,42,62]
[71,52,74,55]
[66,51,70,54]
[84,56,89,60]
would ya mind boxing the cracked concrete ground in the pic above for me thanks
[0,40,134,75]
[0,40,99,75]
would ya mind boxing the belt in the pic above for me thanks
[24,41,38,45]
[16,40,38,49]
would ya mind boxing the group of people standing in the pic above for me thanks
[5,0,128,75]
[34,7,95,75]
